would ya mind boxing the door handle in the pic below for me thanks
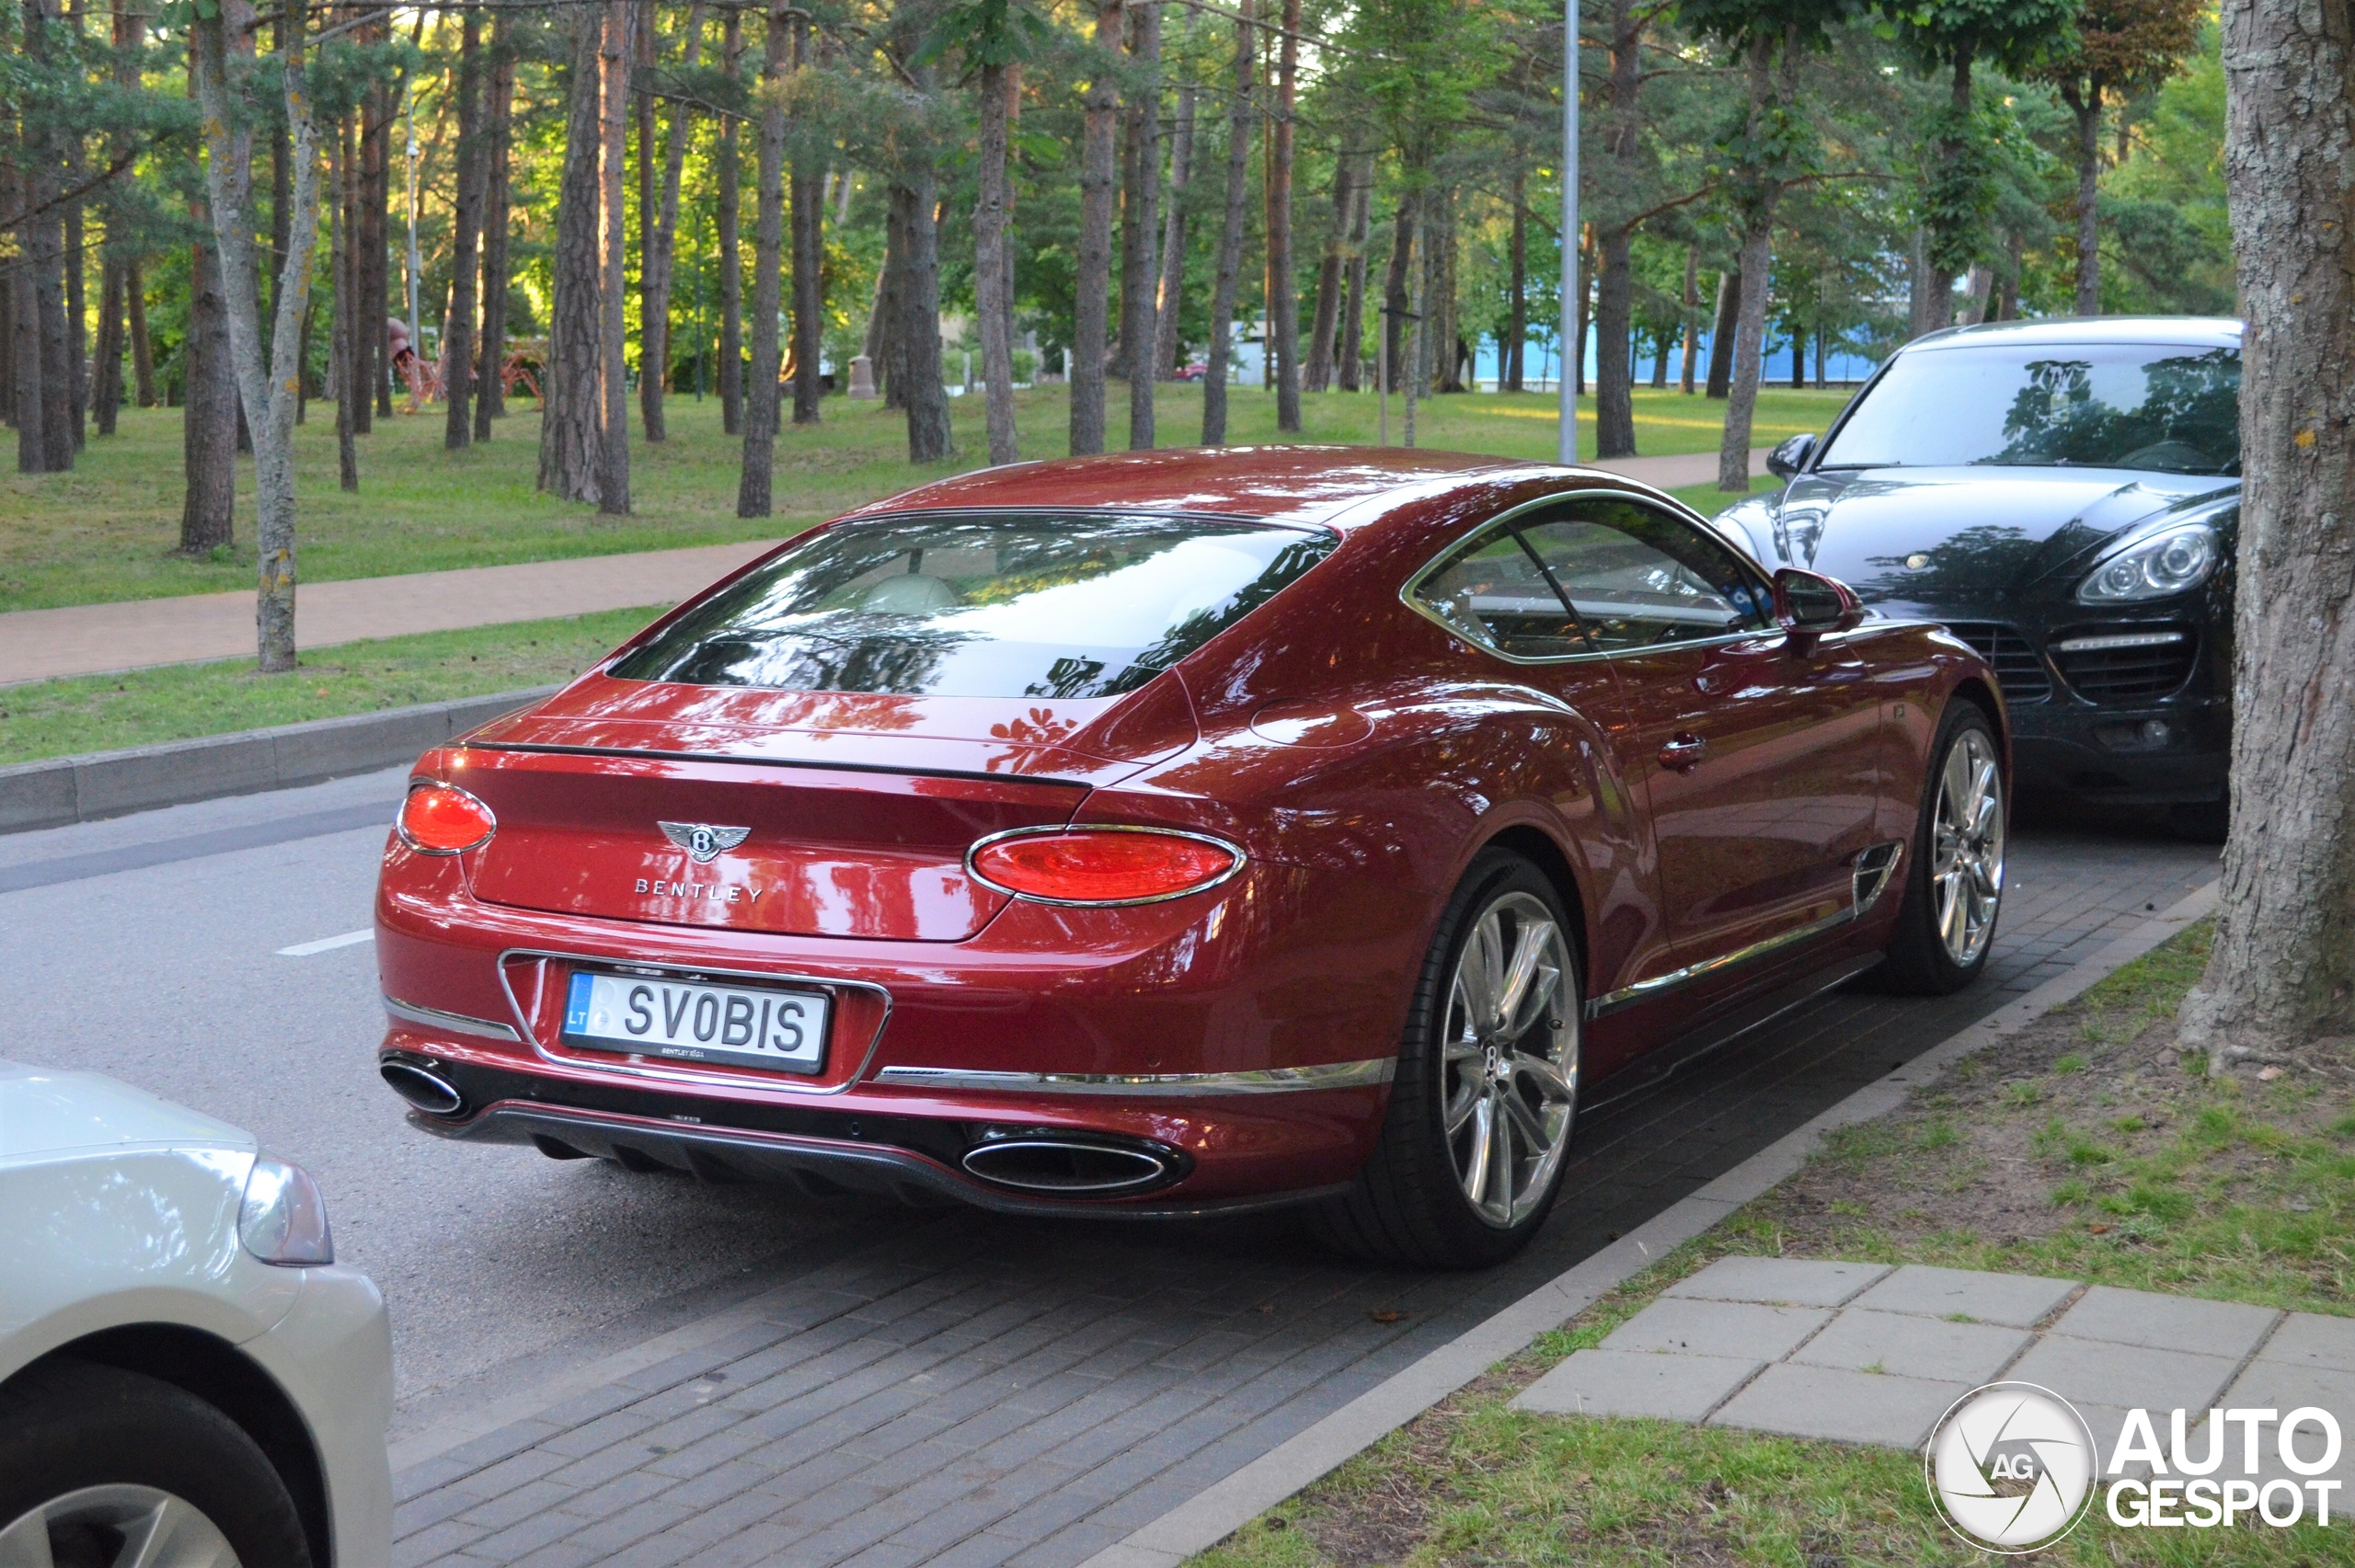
[1658,733,1707,773]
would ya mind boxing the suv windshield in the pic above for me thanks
[1817,342,2240,475]
[609,512,1337,699]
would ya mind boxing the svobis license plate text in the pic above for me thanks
[563,970,829,1075]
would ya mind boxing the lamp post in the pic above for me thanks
[1557,0,1579,465]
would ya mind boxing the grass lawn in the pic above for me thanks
[0,384,1832,613]
[0,607,661,764]
[1190,925,2355,1567]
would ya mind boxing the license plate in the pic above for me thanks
[562,970,830,1075]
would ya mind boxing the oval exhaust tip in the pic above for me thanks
[381,1060,465,1116]
[959,1138,1172,1196]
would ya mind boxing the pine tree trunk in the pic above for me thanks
[129,260,155,406]
[1922,49,1974,332]
[718,9,743,436]
[2176,0,2355,1060]
[181,232,236,551]
[1268,0,1301,426]
[2070,86,2101,316]
[357,63,387,430]
[597,0,633,512]
[1705,268,1737,397]
[1304,155,1348,393]
[442,7,485,450]
[1505,167,1525,392]
[1433,193,1461,393]
[94,258,123,434]
[1124,2,1160,448]
[789,23,824,431]
[972,60,1020,465]
[539,7,607,504]
[639,4,705,443]
[1594,225,1637,456]
[1380,196,1413,395]
[1201,0,1254,447]
[874,198,905,408]
[1071,0,1121,456]
[1337,156,1368,393]
[333,117,358,491]
[1678,243,1699,392]
[63,200,85,452]
[1154,86,1195,381]
[894,157,952,464]
[476,30,513,438]
[737,1,787,512]
[11,164,48,473]
[1717,223,1774,489]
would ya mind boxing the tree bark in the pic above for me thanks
[789,19,823,429]
[181,230,236,551]
[128,260,154,406]
[20,0,71,472]
[1705,267,1737,396]
[1594,227,1636,455]
[972,60,1020,464]
[1380,195,1413,395]
[2067,84,2101,316]
[1922,47,1974,333]
[1717,224,1775,489]
[1269,0,1300,429]
[738,0,787,512]
[2176,0,2355,1059]
[476,29,514,438]
[891,166,951,462]
[333,115,358,491]
[1304,155,1349,392]
[1504,166,1526,392]
[1124,1,1160,448]
[718,8,744,436]
[539,8,607,504]
[10,164,46,472]
[1678,243,1699,393]
[1337,155,1368,392]
[1154,85,1195,381]
[873,197,905,408]
[192,0,326,671]
[597,0,633,512]
[94,258,123,434]
[1072,0,1121,456]
[63,198,85,452]
[1201,0,1254,446]
[357,51,387,431]
[442,7,486,449]
[638,4,705,442]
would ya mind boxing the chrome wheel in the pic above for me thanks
[0,1485,238,1568]
[1440,890,1579,1228]
[1931,727,2005,967]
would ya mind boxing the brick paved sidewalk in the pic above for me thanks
[0,449,1763,685]
[1517,1255,2354,1494]
[381,826,2213,1568]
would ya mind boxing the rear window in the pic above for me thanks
[609,512,1338,698]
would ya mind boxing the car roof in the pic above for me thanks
[1904,315,2243,353]
[841,445,1557,530]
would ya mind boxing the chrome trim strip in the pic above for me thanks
[872,1058,1396,1096]
[1396,487,1780,669]
[495,948,894,1098]
[384,996,523,1042]
[964,823,1249,908]
[2051,630,2188,655]
[1585,840,1907,1021]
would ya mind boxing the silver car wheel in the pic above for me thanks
[0,1484,239,1568]
[1931,727,2005,967]
[1439,890,1579,1229]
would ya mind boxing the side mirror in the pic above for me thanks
[1774,567,1863,647]
[1766,431,1818,480]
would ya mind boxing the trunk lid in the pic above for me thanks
[450,674,1194,942]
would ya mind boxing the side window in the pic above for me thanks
[1409,524,1589,659]
[1515,499,1775,652]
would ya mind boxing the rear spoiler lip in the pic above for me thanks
[459,739,1099,791]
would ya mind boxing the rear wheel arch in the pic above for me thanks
[11,1324,331,1568]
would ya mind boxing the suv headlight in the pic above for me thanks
[240,1154,335,1266]
[2076,517,2225,604]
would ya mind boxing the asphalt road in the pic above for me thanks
[0,765,2220,1469]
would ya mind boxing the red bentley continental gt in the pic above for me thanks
[374,448,2008,1266]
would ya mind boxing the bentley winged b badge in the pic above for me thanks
[659,821,752,864]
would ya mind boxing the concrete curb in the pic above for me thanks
[0,686,558,835]
[1077,878,2223,1568]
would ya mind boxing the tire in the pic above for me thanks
[1877,702,2006,996]
[0,1360,312,1568]
[1310,850,1582,1269]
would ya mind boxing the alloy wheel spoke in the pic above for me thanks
[1496,921,1553,1038]
[1462,1095,1494,1206]
[1513,1054,1577,1105]
[1487,1097,1515,1213]
[1500,1086,1552,1147]
[0,1507,56,1568]
[1442,1078,1482,1135]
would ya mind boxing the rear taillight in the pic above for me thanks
[968,827,1243,907]
[397,783,497,854]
